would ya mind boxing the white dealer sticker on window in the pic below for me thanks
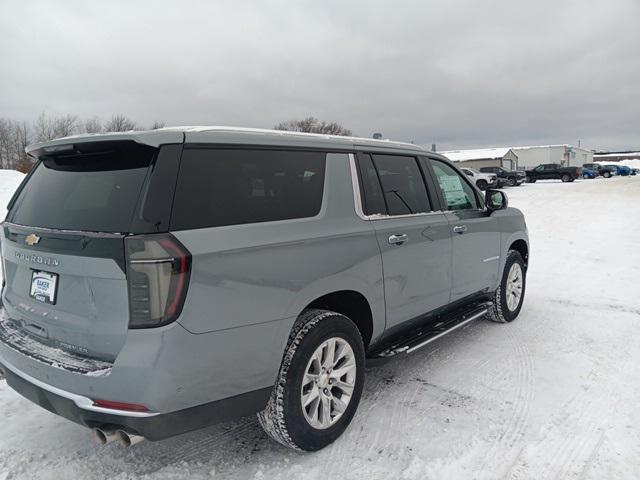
[438,176,469,208]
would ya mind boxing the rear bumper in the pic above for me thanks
[0,357,271,440]
[0,308,292,438]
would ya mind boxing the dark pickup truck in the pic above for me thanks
[479,166,526,187]
[583,163,616,178]
[525,164,581,183]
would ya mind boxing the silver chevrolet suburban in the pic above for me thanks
[0,127,529,451]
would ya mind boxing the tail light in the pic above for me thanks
[125,234,191,329]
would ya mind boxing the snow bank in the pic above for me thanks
[596,159,640,170]
[0,169,25,211]
[0,170,25,286]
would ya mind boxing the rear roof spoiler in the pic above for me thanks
[25,131,185,158]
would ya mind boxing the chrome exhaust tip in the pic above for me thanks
[92,427,118,445]
[116,429,145,447]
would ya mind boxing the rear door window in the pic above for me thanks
[8,144,155,232]
[171,148,326,230]
[369,154,431,215]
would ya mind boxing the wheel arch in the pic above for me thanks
[509,239,529,267]
[303,290,375,349]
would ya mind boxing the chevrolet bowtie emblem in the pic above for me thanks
[25,233,41,246]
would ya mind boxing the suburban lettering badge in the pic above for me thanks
[14,251,60,267]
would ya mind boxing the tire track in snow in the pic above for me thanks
[320,343,461,474]
[506,320,635,480]
[148,417,261,467]
[475,322,535,479]
[321,323,489,474]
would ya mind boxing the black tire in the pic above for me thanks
[488,250,526,323]
[603,171,611,178]
[257,309,365,451]
[583,174,590,179]
[507,177,517,187]
[477,180,488,191]
[561,174,570,183]
[526,176,536,183]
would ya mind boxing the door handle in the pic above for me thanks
[453,225,468,234]
[388,234,408,245]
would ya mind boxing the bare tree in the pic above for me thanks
[33,112,55,143]
[105,114,137,132]
[150,120,166,130]
[33,112,77,142]
[0,118,31,171]
[274,117,352,136]
[0,119,12,169]
[83,117,103,134]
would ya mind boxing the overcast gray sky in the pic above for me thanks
[1,0,639,150]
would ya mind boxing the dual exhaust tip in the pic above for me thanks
[92,427,144,447]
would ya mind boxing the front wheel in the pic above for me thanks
[508,177,517,187]
[488,250,526,323]
[561,174,570,182]
[583,173,590,179]
[477,180,488,190]
[258,309,365,451]
[603,171,611,178]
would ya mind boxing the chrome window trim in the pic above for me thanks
[1,221,125,239]
[0,357,160,418]
[348,153,444,221]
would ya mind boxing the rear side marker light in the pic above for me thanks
[92,399,150,412]
[125,233,191,329]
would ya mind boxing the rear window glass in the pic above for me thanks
[8,146,154,232]
[171,148,326,230]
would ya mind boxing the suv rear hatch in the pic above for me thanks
[0,140,183,364]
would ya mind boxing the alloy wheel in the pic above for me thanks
[301,337,357,429]
[505,263,523,311]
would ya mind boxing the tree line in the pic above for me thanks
[0,113,164,172]
[0,114,352,172]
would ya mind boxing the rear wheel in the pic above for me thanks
[561,174,570,182]
[603,171,611,178]
[526,176,536,183]
[477,180,488,190]
[507,177,517,187]
[488,250,526,323]
[583,173,590,179]
[257,309,365,451]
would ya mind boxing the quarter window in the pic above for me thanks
[430,159,479,211]
[370,154,431,215]
[355,154,387,216]
[171,149,326,230]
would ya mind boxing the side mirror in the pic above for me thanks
[485,189,508,211]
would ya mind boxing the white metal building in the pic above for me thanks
[440,144,593,170]
[509,145,593,169]
[439,148,519,170]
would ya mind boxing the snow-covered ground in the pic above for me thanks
[1,174,639,479]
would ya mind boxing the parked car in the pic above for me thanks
[581,167,599,179]
[525,164,581,183]
[479,166,526,187]
[460,167,498,190]
[0,127,529,451]
[605,164,631,176]
[583,163,616,178]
